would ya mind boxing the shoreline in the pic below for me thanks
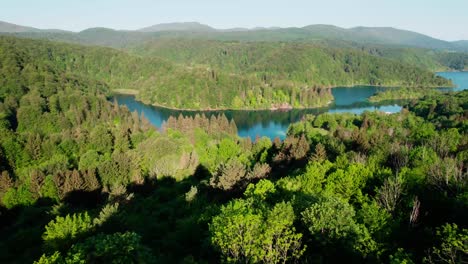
[112,89,139,95]
[436,70,468,73]
[111,82,454,112]
[139,98,332,112]
[112,89,332,112]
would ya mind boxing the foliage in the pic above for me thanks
[35,232,155,264]
[425,224,468,264]
[210,185,305,263]
[0,35,466,264]
[42,212,94,250]
[368,87,439,102]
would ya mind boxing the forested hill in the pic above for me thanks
[127,38,452,90]
[2,20,468,52]
[0,21,41,33]
[0,36,450,110]
[3,20,468,72]
[131,38,468,73]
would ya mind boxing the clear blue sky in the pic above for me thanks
[1,0,467,41]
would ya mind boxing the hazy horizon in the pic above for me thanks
[2,0,468,41]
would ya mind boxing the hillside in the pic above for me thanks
[0,36,330,110]
[0,36,450,110]
[0,21,70,34]
[347,26,451,50]
[3,20,467,73]
[453,40,468,52]
[356,45,468,71]
[0,21,41,33]
[6,30,466,72]
[130,38,451,87]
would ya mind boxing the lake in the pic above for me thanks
[114,72,468,140]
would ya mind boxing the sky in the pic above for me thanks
[1,0,467,41]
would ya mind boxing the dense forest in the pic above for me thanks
[131,39,468,73]
[1,63,467,262]
[0,32,467,264]
[0,36,450,111]
[0,36,329,110]
[5,25,468,73]
[129,39,453,86]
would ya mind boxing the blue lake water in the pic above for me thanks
[436,71,468,92]
[114,72,468,140]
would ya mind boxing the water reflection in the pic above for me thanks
[114,72,468,140]
[114,88,403,140]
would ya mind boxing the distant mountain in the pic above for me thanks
[452,40,468,52]
[219,27,250,32]
[2,20,467,53]
[293,25,453,50]
[0,21,41,32]
[138,22,215,32]
[0,20,72,33]
[454,40,468,45]
[347,26,452,50]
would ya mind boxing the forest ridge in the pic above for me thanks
[1,20,468,52]
[0,36,453,110]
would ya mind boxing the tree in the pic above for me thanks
[301,196,378,257]
[89,126,114,154]
[388,143,410,172]
[425,223,468,264]
[261,202,305,263]
[210,198,305,263]
[35,232,155,264]
[217,138,242,163]
[244,179,276,201]
[30,170,45,197]
[0,170,13,198]
[311,143,327,162]
[251,137,272,163]
[41,175,60,201]
[1,185,35,209]
[291,134,310,160]
[427,157,466,194]
[43,212,94,250]
[210,158,247,191]
[247,163,271,181]
[25,133,42,160]
[301,196,357,243]
[83,168,101,191]
[389,248,415,264]
[210,199,263,263]
[34,251,62,264]
[357,200,391,240]
[63,169,85,194]
[67,232,155,263]
[78,150,101,170]
[377,175,404,213]
[325,163,372,201]
[98,153,133,190]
